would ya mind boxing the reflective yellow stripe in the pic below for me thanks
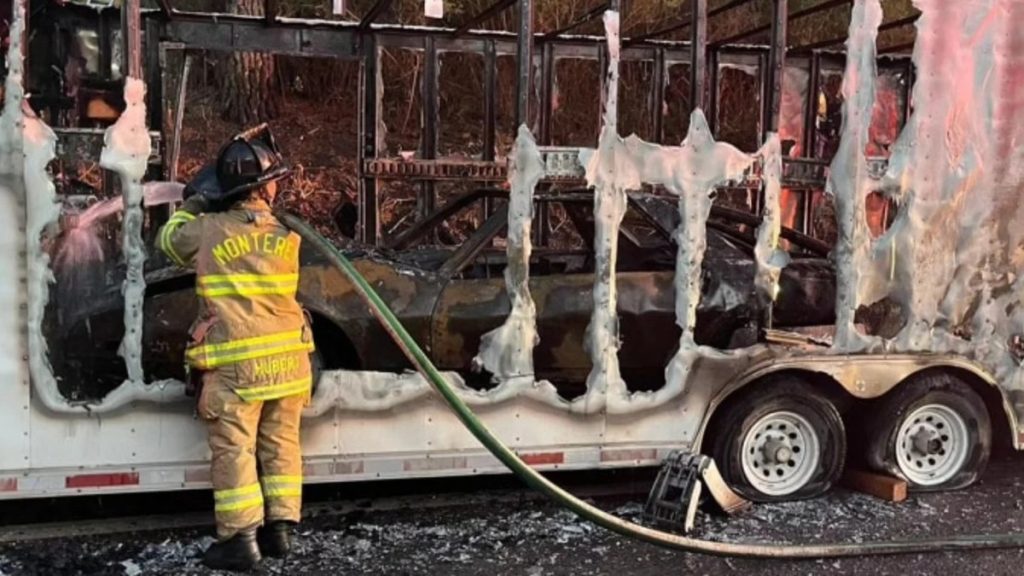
[262,475,302,499]
[192,342,314,369]
[193,330,303,355]
[160,211,195,266]
[213,483,264,512]
[263,486,302,498]
[236,377,311,402]
[214,494,264,513]
[198,285,298,297]
[214,483,262,501]
[199,273,298,285]
[196,273,299,298]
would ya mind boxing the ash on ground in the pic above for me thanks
[2,458,1023,575]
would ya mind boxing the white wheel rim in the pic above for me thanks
[895,403,970,486]
[740,411,821,496]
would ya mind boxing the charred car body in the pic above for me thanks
[49,189,836,402]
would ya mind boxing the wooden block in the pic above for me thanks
[841,469,908,503]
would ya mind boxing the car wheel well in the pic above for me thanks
[308,312,361,370]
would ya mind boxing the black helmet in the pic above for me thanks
[217,124,290,197]
[183,124,290,205]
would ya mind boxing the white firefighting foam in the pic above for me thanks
[753,133,788,306]
[578,10,632,414]
[100,77,151,385]
[472,126,542,384]
[833,0,1024,403]
[12,2,1024,425]
[827,0,884,351]
[0,3,32,413]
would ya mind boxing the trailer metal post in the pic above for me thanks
[359,0,395,30]
[764,0,787,138]
[690,0,708,114]
[538,42,555,145]
[123,0,143,79]
[803,51,820,158]
[536,41,555,246]
[515,0,535,128]
[145,16,164,145]
[358,36,381,245]
[265,0,278,24]
[99,11,113,79]
[421,36,439,218]
[482,39,497,219]
[651,47,665,143]
[483,40,498,160]
[707,47,720,135]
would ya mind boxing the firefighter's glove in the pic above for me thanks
[180,194,210,216]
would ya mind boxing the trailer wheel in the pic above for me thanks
[709,379,846,502]
[864,373,990,490]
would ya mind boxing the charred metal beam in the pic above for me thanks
[651,47,665,143]
[163,12,716,59]
[388,188,505,250]
[802,51,821,158]
[420,36,439,218]
[123,0,143,78]
[483,40,497,160]
[544,1,609,39]
[156,0,174,19]
[453,0,518,38]
[879,41,915,55]
[358,0,394,31]
[358,36,381,245]
[690,0,708,113]
[763,0,787,136]
[792,13,919,53]
[710,0,850,48]
[707,47,720,135]
[538,42,554,145]
[483,40,497,219]
[265,0,278,24]
[515,0,535,127]
[145,18,165,133]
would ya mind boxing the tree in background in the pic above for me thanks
[218,0,281,124]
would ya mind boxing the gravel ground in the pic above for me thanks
[2,456,1024,575]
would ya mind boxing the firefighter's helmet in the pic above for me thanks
[183,124,290,205]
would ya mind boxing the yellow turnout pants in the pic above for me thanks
[198,368,307,540]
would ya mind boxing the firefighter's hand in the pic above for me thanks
[180,194,210,216]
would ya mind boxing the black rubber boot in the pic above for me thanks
[257,521,293,559]
[202,528,261,572]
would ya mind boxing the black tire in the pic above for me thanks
[708,378,846,502]
[864,372,990,491]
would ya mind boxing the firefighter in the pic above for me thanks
[158,125,313,572]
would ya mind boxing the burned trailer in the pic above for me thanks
[3,0,1023,509]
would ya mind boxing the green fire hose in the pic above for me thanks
[280,211,1024,559]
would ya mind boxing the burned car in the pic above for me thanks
[48,189,835,401]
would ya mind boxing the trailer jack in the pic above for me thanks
[281,211,1024,559]
[644,452,750,534]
